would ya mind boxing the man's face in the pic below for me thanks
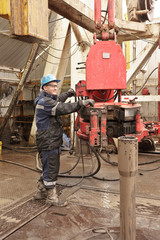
[43,81,58,95]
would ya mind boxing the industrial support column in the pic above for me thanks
[118,136,138,240]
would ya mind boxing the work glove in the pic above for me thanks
[79,99,95,107]
[67,88,76,97]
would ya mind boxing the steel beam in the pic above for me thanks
[48,0,160,41]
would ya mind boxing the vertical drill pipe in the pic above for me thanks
[108,0,115,29]
[118,136,138,240]
[94,0,101,27]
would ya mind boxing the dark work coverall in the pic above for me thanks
[35,90,81,189]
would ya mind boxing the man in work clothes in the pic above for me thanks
[34,74,94,205]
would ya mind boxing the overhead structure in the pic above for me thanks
[0,0,48,42]
[0,0,159,43]
[126,0,155,22]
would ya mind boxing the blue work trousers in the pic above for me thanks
[39,148,60,189]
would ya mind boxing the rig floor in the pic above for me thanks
[0,147,160,240]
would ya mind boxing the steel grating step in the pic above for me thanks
[0,197,50,240]
[0,184,79,240]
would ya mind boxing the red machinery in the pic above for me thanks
[75,0,160,152]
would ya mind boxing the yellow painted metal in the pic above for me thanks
[125,41,131,70]
[0,0,10,19]
[124,14,130,70]
[10,0,48,42]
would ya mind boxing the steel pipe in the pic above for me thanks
[118,136,138,240]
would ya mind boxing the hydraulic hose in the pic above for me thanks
[98,150,160,167]
[59,154,81,174]
[58,145,101,178]
[98,151,118,166]
[92,175,119,181]
[0,159,41,173]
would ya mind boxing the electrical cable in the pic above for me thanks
[52,31,72,40]
[93,91,117,102]
[98,151,118,166]
[49,17,64,23]
[3,145,37,153]
[102,5,108,24]
[97,149,160,168]
[57,140,88,187]
[99,90,107,95]
[42,41,78,52]
[39,44,80,60]
[126,48,146,64]
[83,29,92,46]
[0,159,40,173]
[135,67,158,95]
[38,45,80,65]
[138,166,160,171]
[92,150,120,181]
[92,175,119,181]
[58,145,101,178]
[59,155,81,174]
[35,150,83,175]
[115,26,158,45]
[138,158,160,165]
[38,54,59,65]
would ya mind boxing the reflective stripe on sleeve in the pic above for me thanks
[36,104,44,110]
[51,102,60,116]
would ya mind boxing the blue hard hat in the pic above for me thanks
[41,74,60,89]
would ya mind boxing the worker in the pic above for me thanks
[34,74,95,206]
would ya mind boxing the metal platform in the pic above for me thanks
[0,148,160,239]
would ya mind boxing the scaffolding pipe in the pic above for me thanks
[118,136,138,240]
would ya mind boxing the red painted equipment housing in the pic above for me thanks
[75,0,160,152]
[86,41,126,90]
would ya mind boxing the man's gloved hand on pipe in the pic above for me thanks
[79,99,95,107]
[67,88,76,97]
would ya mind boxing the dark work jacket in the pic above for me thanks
[35,91,81,151]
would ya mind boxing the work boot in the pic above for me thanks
[33,181,47,200]
[46,187,67,207]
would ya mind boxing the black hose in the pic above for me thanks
[3,145,37,153]
[0,159,41,173]
[98,151,118,166]
[138,166,160,172]
[92,91,117,102]
[59,154,81,174]
[92,175,119,181]
[138,158,160,165]
[99,151,160,167]
[58,145,101,178]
